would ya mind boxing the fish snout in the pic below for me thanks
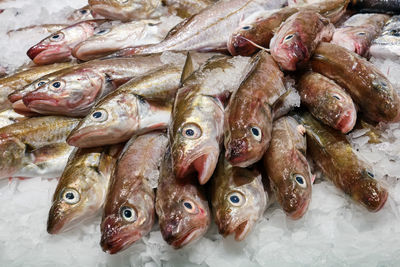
[228,35,257,56]
[27,44,47,60]
[225,139,248,166]
[160,217,180,244]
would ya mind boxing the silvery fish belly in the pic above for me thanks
[370,16,400,59]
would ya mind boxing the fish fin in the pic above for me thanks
[181,52,194,85]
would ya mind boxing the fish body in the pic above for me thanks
[101,132,168,254]
[156,149,210,249]
[293,111,388,212]
[370,15,400,59]
[212,155,267,241]
[270,11,335,71]
[350,0,400,14]
[47,145,121,234]
[311,42,400,122]
[27,20,109,65]
[224,51,286,167]
[162,0,216,18]
[331,14,390,56]
[297,71,357,133]
[263,116,312,219]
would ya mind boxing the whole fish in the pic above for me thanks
[228,0,349,56]
[88,0,161,21]
[22,55,169,117]
[27,20,109,65]
[350,0,400,14]
[293,111,388,212]
[0,116,79,179]
[311,42,400,122]
[47,145,121,234]
[0,63,74,112]
[270,11,335,71]
[171,55,251,185]
[101,132,168,254]
[297,72,357,134]
[156,149,210,249]
[109,0,278,57]
[331,14,390,56]
[212,155,268,241]
[369,16,400,59]
[224,51,286,168]
[263,116,312,219]
[162,0,216,18]
[72,20,167,61]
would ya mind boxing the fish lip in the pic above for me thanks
[287,199,310,220]
[11,100,37,116]
[225,139,252,167]
[100,219,141,254]
[369,189,388,212]
[336,108,357,134]
[31,46,71,65]
[73,43,112,61]
[27,44,47,60]
[67,127,113,148]
[218,219,251,241]
[228,35,255,56]
[169,228,203,249]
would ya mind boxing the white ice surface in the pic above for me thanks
[1,1,400,267]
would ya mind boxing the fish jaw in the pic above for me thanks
[216,213,252,241]
[228,34,258,56]
[47,202,80,234]
[28,45,72,65]
[68,126,122,147]
[351,179,388,212]
[335,108,357,134]
[72,41,112,61]
[225,137,250,167]
[286,198,310,220]
[170,228,204,249]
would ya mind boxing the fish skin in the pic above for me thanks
[155,149,210,249]
[47,144,121,234]
[224,51,286,168]
[0,116,79,179]
[263,116,312,219]
[101,132,168,254]
[162,0,216,18]
[369,15,400,59]
[270,11,335,71]
[349,0,400,14]
[88,0,161,21]
[297,72,357,134]
[331,14,390,56]
[27,20,109,65]
[293,111,388,212]
[23,55,168,117]
[171,55,250,185]
[212,155,267,241]
[0,109,25,128]
[311,42,400,122]
[228,0,349,56]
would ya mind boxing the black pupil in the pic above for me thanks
[230,195,240,203]
[98,29,106,34]
[53,82,61,88]
[285,35,293,40]
[52,34,59,39]
[80,10,87,14]
[38,81,45,87]
[358,32,366,36]
[65,192,74,200]
[92,112,102,119]
[251,127,259,136]
[242,26,250,30]
[296,176,304,184]
[184,202,192,209]
[333,95,341,100]
[185,129,195,136]
[123,209,132,218]
[367,171,375,178]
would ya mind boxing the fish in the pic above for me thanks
[228,0,349,56]
[0,109,25,128]
[88,0,161,21]
[292,111,388,212]
[101,131,168,254]
[349,0,400,14]
[26,19,109,65]
[47,145,121,234]
[7,24,68,37]
[0,63,74,112]
[162,0,216,18]
[224,51,286,168]
[72,19,167,61]
[155,149,210,249]
[297,71,357,134]
[262,116,312,219]
[0,116,79,179]
[171,55,251,185]
[22,55,169,117]
[369,15,400,59]
[270,10,335,71]
[331,14,390,56]
[66,5,102,22]
[108,0,278,57]
[212,155,268,241]
[311,42,400,122]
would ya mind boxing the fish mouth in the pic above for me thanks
[72,42,114,61]
[225,138,251,167]
[27,45,71,65]
[227,35,256,56]
[219,220,251,241]
[169,228,203,249]
[23,93,60,114]
[287,199,310,220]
[67,127,116,148]
[47,205,76,234]
[336,108,357,134]
[11,100,37,116]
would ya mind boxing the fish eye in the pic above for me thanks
[227,191,245,207]
[250,126,262,142]
[283,34,294,42]
[181,123,202,139]
[367,171,375,179]
[372,79,388,91]
[332,94,341,100]
[120,206,137,222]
[293,174,307,188]
[357,32,366,36]
[117,0,130,3]
[79,9,88,14]
[91,109,108,122]
[94,28,110,35]
[61,188,80,204]
[242,25,251,30]
[50,32,64,42]
[35,79,48,89]
[182,200,198,214]
[50,80,65,90]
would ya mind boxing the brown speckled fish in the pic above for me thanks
[297,72,357,134]
[311,42,400,122]
[156,149,210,249]
[293,111,388,212]
[101,131,168,254]
[263,116,312,219]
[47,145,121,234]
[162,0,216,18]
[270,11,335,71]
[224,51,286,168]
[212,155,268,241]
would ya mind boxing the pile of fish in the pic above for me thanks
[1,0,400,255]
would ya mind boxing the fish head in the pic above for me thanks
[225,97,272,167]
[101,190,155,254]
[228,23,261,56]
[67,6,94,22]
[214,166,266,241]
[0,136,26,178]
[23,69,105,116]
[8,77,50,103]
[172,95,224,185]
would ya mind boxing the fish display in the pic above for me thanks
[369,15,400,59]
[101,131,168,254]
[263,116,312,219]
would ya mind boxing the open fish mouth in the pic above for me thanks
[336,108,357,134]
[169,228,203,249]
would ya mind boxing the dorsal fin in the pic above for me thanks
[180,52,194,85]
